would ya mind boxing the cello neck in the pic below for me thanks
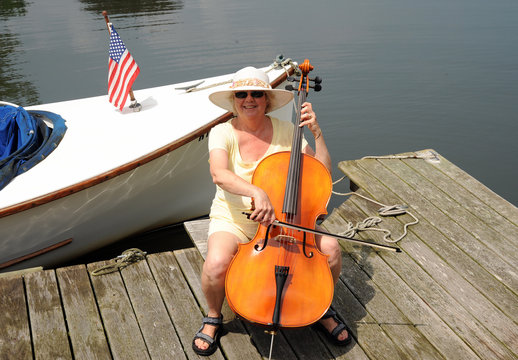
[281,81,307,217]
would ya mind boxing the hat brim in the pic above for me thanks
[209,87,294,114]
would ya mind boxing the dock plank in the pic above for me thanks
[0,275,32,360]
[325,197,516,359]
[120,258,186,360]
[147,251,221,360]
[380,156,518,266]
[340,157,518,295]
[337,155,518,359]
[324,202,480,360]
[175,248,263,360]
[362,156,518,324]
[404,155,518,241]
[426,150,518,226]
[281,327,334,360]
[349,156,518,321]
[333,247,441,359]
[25,270,72,360]
[87,260,150,360]
[349,259,442,359]
[184,218,210,259]
[56,264,112,360]
[328,280,402,360]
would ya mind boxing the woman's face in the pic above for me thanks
[233,91,269,118]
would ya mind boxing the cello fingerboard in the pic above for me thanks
[282,87,306,216]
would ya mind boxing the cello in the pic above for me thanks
[225,59,334,335]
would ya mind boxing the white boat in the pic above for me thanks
[0,58,296,272]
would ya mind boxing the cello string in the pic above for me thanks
[283,84,307,269]
[283,88,305,214]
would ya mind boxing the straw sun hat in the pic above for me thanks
[209,67,294,114]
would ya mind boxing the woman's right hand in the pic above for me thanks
[250,187,276,227]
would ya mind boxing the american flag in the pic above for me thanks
[108,24,140,110]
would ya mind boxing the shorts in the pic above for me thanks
[208,217,259,243]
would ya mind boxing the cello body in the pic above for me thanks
[225,150,334,328]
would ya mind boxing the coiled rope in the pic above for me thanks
[332,177,419,244]
[90,248,147,276]
[329,152,439,243]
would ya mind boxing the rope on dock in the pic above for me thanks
[332,179,419,243]
[90,248,147,276]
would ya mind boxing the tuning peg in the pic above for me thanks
[310,84,322,92]
[285,84,296,91]
[286,76,296,82]
[310,76,322,84]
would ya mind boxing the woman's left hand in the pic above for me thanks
[299,102,322,140]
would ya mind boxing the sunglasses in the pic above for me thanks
[234,91,265,99]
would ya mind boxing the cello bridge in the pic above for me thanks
[274,235,296,244]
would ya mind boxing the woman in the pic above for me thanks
[192,67,350,356]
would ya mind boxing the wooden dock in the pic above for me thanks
[1,149,517,359]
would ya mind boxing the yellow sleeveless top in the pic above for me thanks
[207,116,308,241]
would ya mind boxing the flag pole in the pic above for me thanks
[102,11,141,111]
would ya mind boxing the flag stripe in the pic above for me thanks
[116,63,139,108]
[109,52,130,104]
[108,59,118,95]
[112,53,133,106]
[107,25,139,110]
[116,67,140,109]
[110,51,130,99]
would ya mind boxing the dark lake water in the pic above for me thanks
[2,0,517,261]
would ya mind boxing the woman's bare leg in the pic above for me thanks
[194,231,239,350]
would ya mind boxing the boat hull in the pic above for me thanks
[0,135,212,271]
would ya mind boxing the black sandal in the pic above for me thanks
[312,308,352,346]
[192,314,223,356]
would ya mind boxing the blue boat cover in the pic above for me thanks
[0,105,67,191]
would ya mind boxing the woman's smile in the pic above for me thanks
[235,95,267,117]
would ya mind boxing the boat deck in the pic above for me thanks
[1,149,517,359]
